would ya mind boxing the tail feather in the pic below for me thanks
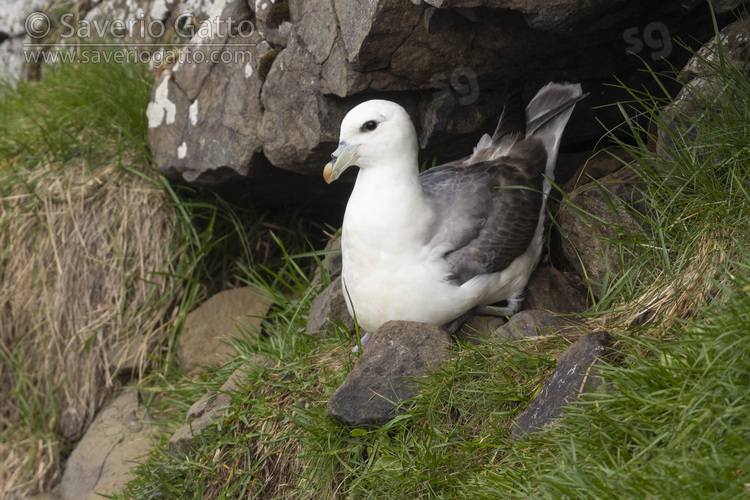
[526,82,585,129]
[525,82,586,181]
[492,92,526,141]
[470,82,586,172]
[470,93,526,163]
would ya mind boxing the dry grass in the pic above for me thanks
[604,225,733,331]
[0,157,184,498]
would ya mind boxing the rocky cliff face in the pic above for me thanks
[2,0,742,196]
[140,0,742,197]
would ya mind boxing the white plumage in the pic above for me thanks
[324,83,585,340]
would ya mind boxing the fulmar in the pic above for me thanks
[324,82,585,348]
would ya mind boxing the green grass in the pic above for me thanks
[119,260,566,499]
[482,39,750,499]
[117,31,750,500]
[0,54,319,498]
[3,20,748,500]
[486,286,750,499]
[0,51,153,168]
[0,57,164,497]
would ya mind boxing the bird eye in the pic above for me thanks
[362,120,378,132]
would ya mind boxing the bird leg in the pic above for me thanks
[476,292,526,317]
[442,308,477,336]
[351,331,372,353]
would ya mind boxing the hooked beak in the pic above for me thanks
[323,144,359,184]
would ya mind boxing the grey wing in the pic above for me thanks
[420,138,547,284]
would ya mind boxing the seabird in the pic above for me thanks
[324,83,585,347]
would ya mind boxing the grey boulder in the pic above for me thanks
[327,321,451,427]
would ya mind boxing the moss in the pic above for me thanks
[258,49,281,81]
[265,0,290,29]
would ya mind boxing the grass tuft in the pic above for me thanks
[117,29,750,500]
[0,58,182,498]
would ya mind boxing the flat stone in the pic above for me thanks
[57,390,155,500]
[177,286,272,373]
[512,331,612,438]
[327,321,451,427]
[495,310,576,341]
[523,265,589,314]
[658,20,750,164]
[310,233,343,288]
[169,354,274,454]
[456,315,507,345]
[306,276,355,338]
[556,166,647,298]
[458,309,577,345]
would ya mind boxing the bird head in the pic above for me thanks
[323,100,418,184]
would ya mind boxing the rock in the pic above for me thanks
[709,0,747,12]
[321,36,407,97]
[497,310,578,340]
[177,286,272,373]
[334,0,423,72]
[146,0,270,185]
[456,315,507,345]
[289,0,337,65]
[417,85,505,156]
[523,265,589,314]
[327,321,451,427]
[256,0,292,47]
[306,276,355,338]
[463,309,579,343]
[258,31,350,173]
[141,0,728,197]
[561,149,633,195]
[168,392,231,455]
[458,309,580,345]
[84,0,215,30]
[420,0,626,33]
[57,390,156,500]
[657,19,750,163]
[0,0,55,84]
[310,233,343,288]
[169,354,274,454]
[0,0,52,38]
[556,165,647,298]
[512,330,612,438]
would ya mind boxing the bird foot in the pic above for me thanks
[351,332,372,353]
[476,295,524,317]
[442,309,476,335]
